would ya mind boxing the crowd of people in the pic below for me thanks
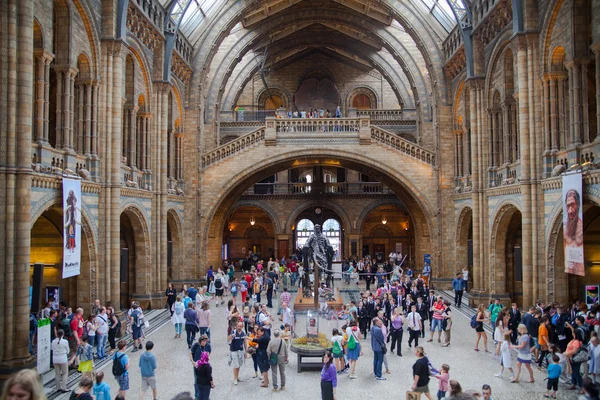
[9,253,600,400]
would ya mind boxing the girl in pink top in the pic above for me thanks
[434,364,450,399]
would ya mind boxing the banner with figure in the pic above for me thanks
[563,172,585,276]
[62,178,82,278]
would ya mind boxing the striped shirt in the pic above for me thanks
[279,291,292,306]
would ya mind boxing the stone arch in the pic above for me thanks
[489,202,522,300]
[52,0,72,66]
[120,205,152,298]
[71,0,100,77]
[77,53,91,80]
[202,148,436,272]
[29,196,98,312]
[256,87,290,110]
[167,208,184,280]
[484,34,513,105]
[228,200,282,234]
[540,0,567,72]
[549,46,567,72]
[284,200,352,236]
[345,85,379,111]
[456,205,473,275]
[33,18,44,50]
[369,224,394,237]
[125,40,153,109]
[354,199,407,232]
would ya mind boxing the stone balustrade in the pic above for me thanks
[371,126,436,166]
[273,117,361,133]
[201,127,266,167]
[356,108,417,121]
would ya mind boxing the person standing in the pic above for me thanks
[254,326,271,388]
[184,302,199,349]
[508,303,521,344]
[190,335,212,400]
[461,267,469,292]
[422,263,431,287]
[93,372,111,400]
[510,324,535,384]
[452,273,465,307]
[197,302,211,340]
[345,321,362,379]
[488,299,503,333]
[441,300,453,347]
[411,346,434,399]
[229,321,248,385]
[171,296,185,339]
[195,352,215,400]
[474,304,490,352]
[267,329,288,391]
[138,341,158,400]
[113,340,130,398]
[51,329,70,393]
[320,352,337,400]
[427,297,445,343]
[406,304,423,348]
[69,377,94,400]
[370,317,387,381]
[107,307,120,354]
[96,307,109,359]
[166,283,177,317]
[390,307,404,356]
[129,303,145,352]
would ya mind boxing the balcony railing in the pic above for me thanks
[355,108,417,121]
[219,110,276,122]
[243,182,392,195]
[274,118,360,133]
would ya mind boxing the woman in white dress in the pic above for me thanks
[494,309,507,357]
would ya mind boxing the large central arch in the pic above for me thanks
[201,148,436,271]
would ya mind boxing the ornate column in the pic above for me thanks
[514,34,533,307]
[581,61,590,144]
[91,81,99,158]
[557,75,567,149]
[502,104,511,163]
[549,76,558,151]
[75,82,84,153]
[33,51,53,144]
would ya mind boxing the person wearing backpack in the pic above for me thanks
[130,303,145,352]
[345,320,362,379]
[267,329,288,392]
[330,328,345,372]
[171,296,185,339]
[112,340,129,397]
[214,272,225,306]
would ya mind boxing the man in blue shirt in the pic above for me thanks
[139,341,158,400]
[113,340,129,397]
[452,273,466,308]
[370,317,387,380]
[422,263,431,286]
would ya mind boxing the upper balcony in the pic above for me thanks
[242,181,394,197]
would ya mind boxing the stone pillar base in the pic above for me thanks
[131,292,168,310]
[0,356,36,383]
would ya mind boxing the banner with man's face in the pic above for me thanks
[562,172,585,276]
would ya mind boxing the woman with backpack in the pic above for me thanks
[474,304,490,352]
[172,295,185,339]
[345,320,362,379]
[330,328,345,372]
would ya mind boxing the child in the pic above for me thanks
[92,371,111,400]
[331,328,345,372]
[545,355,562,399]
[434,364,450,400]
[72,336,94,380]
[341,324,350,372]
[282,324,291,346]
[495,332,515,379]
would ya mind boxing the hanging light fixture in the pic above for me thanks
[250,215,255,226]
[381,216,387,225]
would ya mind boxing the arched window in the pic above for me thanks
[323,219,341,260]
[296,219,314,249]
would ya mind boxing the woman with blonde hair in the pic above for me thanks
[510,324,535,383]
[0,369,45,400]
[474,304,490,353]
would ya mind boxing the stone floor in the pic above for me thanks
[58,284,586,400]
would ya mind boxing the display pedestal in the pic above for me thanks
[293,288,344,311]
[290,344,328,373]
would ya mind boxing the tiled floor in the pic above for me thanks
[58,284,587,399]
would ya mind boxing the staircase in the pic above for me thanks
[43,309,171,399]
[436,290,494,335]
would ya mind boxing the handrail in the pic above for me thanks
[274,117,360,133]
[356,109,417,121]
[202,127,265,168]
[371,126,436,166]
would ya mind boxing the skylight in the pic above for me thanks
[419,0,468,33]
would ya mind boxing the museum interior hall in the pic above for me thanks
[1,0,600,380]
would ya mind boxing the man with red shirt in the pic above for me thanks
[427,297,446,344]
[244,271,254,298]
[289,261,297,286]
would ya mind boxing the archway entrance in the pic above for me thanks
[551,204,600,304]
[120,209,150,310]
[360,204,414,265]
[456,207,473,285]
[293,207,345,260]
[223,206,275,262]
[166,211,182,281]
[30,206,92,313]
[491,205,522,305]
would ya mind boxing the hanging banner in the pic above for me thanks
[563,172,585,276]
[62,178,82,278]
[36,318,51,374]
